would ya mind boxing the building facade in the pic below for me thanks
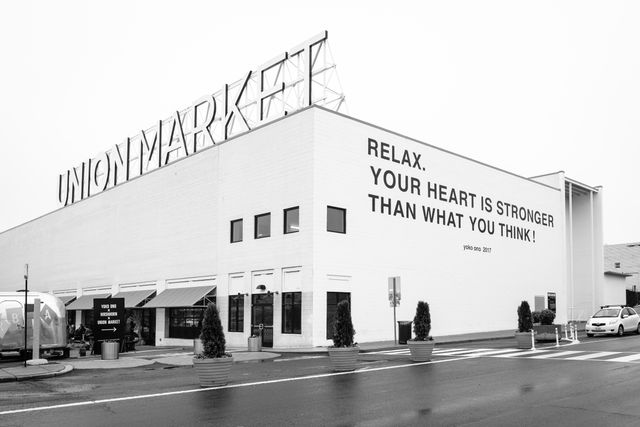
[0,106,604,348]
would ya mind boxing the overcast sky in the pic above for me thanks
[1,1,638,244]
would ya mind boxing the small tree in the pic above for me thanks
[199,303,227,358]
[539,309,556,325]
[413,301,432,341]
[532,311,541,324]
[332,300,355,347]
[517,301,533,333]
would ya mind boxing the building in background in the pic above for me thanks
[604,243,640,306]
[0,33,605,348]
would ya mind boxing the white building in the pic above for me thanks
[0,105,604,348]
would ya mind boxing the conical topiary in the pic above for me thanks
[199,303,227,358]
[413,301,432,341]
[517,301,533,333]
[332,300,355,347]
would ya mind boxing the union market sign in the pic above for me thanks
[58,31,344,206]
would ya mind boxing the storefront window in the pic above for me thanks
[282,292,302,334]
[169,308,205,339]
[228,295,244,332]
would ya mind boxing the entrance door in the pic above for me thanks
[251,294,273,348]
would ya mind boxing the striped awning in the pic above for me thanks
[111,289,156,308]
[57,295,77,306]
[144,286,215,308]
[66,293,111,310]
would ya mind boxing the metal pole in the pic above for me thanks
[23,264,28,367]
[393,280,397,345]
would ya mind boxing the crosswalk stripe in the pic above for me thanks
[495,349,551,358]
[603,353,640,363]
[528,350,583,359]
[367,349,409,355]
[469,348,524,357]
[433,348,465,354]
[435,348,491,356]
[564,351,618,361]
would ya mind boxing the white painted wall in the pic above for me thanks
[0,106,603,347]
[312,108,567,345]
[603,274,627,307]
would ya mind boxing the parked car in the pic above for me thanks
[585,306,640,337]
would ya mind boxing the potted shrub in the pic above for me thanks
[515,301,533,349]
[193,303,233,387]
[327,300,359,372]
[533,309,561,341]
[407,301,435,362]
[532,311,542,325]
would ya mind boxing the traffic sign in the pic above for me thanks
[93,298,125,341]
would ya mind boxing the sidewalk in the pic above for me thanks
[0,363,73,382]
[0,329,586,382]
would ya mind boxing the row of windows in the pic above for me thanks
[230,206,346,243]
[228,293,302,334]
[165,292,351,339]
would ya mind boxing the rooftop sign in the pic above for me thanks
[58,31,344,206]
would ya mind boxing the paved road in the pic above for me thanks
[3,336,640,426]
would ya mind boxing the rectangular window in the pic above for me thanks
[282,292,302,334]
[284,207,300,234]
[168,308,205,339]
[230,219,243,243]
[326,292,351,339]
[228,295,244,332]
[255,213,271,239]
[327,206,346,233]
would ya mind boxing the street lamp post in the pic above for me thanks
[23,264,28,367]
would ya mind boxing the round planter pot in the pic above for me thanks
[101,341,119,360]
[328,346,359,372]
[515,331,533,349]
[193,339,203,355]
[407,339,435,362]
[247,336,262,352]
[193,356,233,387]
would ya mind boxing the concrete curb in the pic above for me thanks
[0,364,74,383]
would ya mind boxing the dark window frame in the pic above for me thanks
[230,218,243,243]
[168,307,206,339]
[281,292,302,334]
[283,206,300,235]
[254,213,271,239]
[228,295,244,332]
[327,206,346,234]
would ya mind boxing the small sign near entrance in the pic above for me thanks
[388,277,401,307]
[93,298,125,341]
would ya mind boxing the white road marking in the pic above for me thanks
[527,351,583,359]
[0,355,475,416]
[274,355,327,362]
[495,349,551,358]
[435,348,491,356]
[468,348,524,357]
[603,353,640,363]
[564,351,618,361]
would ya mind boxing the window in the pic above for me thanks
[255,213,271,239]
[230,219,243,243]
[228,295,244,332]
[284,207,300,234]
[169,308,205,339]
[327,206,346,233]
[326,292,351,339]
[282,292,302,334]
